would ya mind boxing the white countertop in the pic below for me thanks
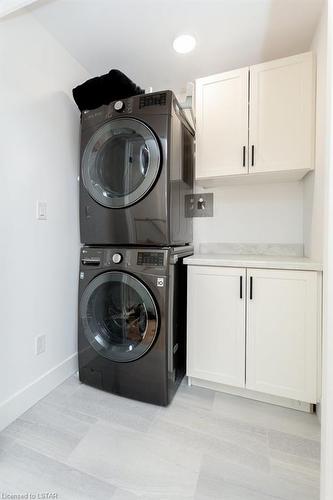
[184,254,322,271]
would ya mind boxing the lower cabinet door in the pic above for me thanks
[187,266,246,387]
[246,269,319,402]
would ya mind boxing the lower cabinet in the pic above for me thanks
[187,266,321,403]
[187,266,246,388]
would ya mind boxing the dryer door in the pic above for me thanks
[80,271,159,362]
[82,118,161,208]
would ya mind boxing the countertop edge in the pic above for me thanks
[183,256,323,272]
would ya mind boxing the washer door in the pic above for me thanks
[80,271,159,362]
[82,118,161,208]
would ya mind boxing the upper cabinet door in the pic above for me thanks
[195,68,249,178]
[249,52,315,173]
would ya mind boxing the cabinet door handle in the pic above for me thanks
[242,146,246,167]
[240,276,243,299]
[251,145,255,167]
[250,276,253,300]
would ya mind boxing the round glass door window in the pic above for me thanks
[82,118,161,208]
[80,272,159,362]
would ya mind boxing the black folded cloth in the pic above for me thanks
[72,69,144,112]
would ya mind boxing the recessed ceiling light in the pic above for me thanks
[173,34,196,54]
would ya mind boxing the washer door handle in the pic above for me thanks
[139,144,149,176]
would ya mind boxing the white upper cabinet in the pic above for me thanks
[195,68,249,179]
[249,53,315,174]
[195,52,315,183]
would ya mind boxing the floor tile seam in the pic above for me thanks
[37,398,104,424]
[157,415,270,453]
[4,417,91,444]
[2,440,118,492]
[147,423,271,469]
[5,430,87,464]
[169,405,270,438]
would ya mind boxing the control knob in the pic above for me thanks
[112,253,122,264]
[114,100,124,112]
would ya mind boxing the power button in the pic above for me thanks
[112,253,122,264]
[114,101,124,112]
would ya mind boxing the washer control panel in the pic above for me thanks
[137,251,164,266]
[81,248,167,270]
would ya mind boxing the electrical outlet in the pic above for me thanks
[35,334,46,355]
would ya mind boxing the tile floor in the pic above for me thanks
[0,375,320,499]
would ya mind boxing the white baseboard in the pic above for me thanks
[0,353,78,432]
[188,376,313,413]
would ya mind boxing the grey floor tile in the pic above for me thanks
[196,453,319,500]
[47,380,161,433]
[175,382,216,411]
[148,418,270,473]
[0,376,320,499]
[195,477,281,500]
[66,420,200,497]
[0,435,16,452]
[268,430,320,461]
[213,392,320,441]
[270,458,320,491]
[142,496,195,500]
[113,491,194,500]
[111,489,141,500]
[40,375,82,405]
[54,372,82,394]
[159,399,269,455]
[270,448,320,480]
[0,441,117,500]
[1,400,94,462]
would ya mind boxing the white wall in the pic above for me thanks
[320,0,333,497]
[193,182,304,252]
[303,8,328,261]
[0,11,89,430]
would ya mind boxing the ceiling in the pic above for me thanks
[0,0,37,17]
[29,0,323,94]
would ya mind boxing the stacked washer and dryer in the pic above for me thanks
[78,90,195,406]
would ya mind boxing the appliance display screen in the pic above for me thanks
[137,252,164,266]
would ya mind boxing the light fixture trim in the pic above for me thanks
[173,34,196,54]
